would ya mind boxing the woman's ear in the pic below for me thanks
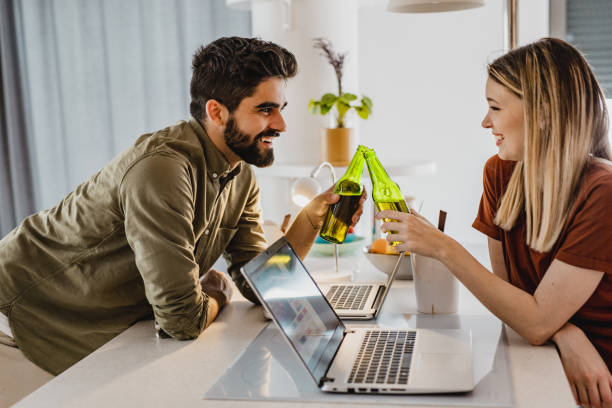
[205,99,229,127]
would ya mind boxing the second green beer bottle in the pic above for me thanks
[363,147,410,241]
[319,146,366,244]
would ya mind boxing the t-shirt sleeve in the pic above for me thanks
[472,155,503,240]
[556,174,612,275]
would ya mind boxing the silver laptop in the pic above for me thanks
[324,258,400,319]
[240,236,475,394]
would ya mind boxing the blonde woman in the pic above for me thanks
[378,38,611,408]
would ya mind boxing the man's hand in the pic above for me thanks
[553,323,612,408]
[303,185,339,230]
[349,187,367,227]
[304,185,367,230]
[200,269,233,307]
[285,185,366,260]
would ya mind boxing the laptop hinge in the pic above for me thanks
[372,285,386,310]
[319,376,335,386]
[320,329,353,387]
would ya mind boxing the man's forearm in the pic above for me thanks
[205,296,220,328]
[285,207,320,260]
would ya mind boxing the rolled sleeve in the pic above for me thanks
[120,153,209,339]
[224,180,267,303]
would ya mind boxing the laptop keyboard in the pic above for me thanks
[348,330,416,385]
[326,285,374,310]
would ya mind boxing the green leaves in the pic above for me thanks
[308,92,373,127]
[309,93,336,116]
[354,106,368,119]
[336,99,350,119]
[362,96,372,109]
[308,99,318,114]
[341,93,357,102]
[321,93,337,104]
[355,96,372,119]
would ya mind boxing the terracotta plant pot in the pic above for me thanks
[320,127,355,166]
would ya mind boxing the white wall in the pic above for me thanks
[357,2,499,245]
[251,0,360,166]
[356,0,548,245]
[257,0,549,245]
[250,0,361,230]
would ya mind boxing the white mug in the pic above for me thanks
[413,254,459,314]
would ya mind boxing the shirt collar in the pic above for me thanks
[188,117,243,181]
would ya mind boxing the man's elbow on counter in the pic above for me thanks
[159,319,206,340]
[153,302,211,340]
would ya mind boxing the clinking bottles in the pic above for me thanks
[363,147,410,242]
[319,146,366,244]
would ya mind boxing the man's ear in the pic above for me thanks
[205,99,229,127]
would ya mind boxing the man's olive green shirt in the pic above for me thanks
[0,118,267,374]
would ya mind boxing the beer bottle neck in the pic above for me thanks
[343,153,365,180]
[364,152,403,202]
[334,149,365,194]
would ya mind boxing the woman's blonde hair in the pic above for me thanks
[489,38,610,252]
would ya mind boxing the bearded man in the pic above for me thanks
[0,37,363,384]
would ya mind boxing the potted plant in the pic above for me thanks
[308,37,372,166]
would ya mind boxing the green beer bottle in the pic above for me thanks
[363,148,410,241]
[319,146,366,244]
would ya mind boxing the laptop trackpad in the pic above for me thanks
[410,353,473,390]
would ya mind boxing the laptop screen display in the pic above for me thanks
[242,239,344,384]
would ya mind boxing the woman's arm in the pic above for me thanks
[489,231,611,407]
[552,323,612,408]
[378,209,605,345]
[490,231,611,407]
[488,237,509,281]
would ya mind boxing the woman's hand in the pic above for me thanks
[376,208,450,258]
[553,323,612,408]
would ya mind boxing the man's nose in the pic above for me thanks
[273,111,287,132]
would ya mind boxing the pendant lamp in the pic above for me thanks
[387,0,485,13]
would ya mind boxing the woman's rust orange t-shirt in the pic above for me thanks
[473,155,612,369]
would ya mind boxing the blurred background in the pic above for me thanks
[1,0,611,248]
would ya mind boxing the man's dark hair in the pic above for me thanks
[190,37,298,121]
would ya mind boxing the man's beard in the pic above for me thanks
[224,117,278,167]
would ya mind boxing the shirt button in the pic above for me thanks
[204,229,210,235]
[212,173,218,178]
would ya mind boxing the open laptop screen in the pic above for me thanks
[241,237,345,386]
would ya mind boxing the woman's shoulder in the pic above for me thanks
[582,158,612,195]
[484,154,517,171]
[483,154,516,186]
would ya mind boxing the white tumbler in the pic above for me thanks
[413,254,459,314]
